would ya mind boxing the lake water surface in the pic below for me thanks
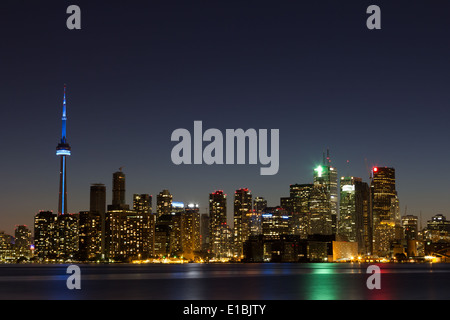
[0,263,449,300]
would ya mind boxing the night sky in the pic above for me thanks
[1,0,450,235]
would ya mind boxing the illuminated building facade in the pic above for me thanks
[309,183,331,235]
[181,204,201,260]
[34,211,57,260]
[209,190,229,259]
[425,214,450,243]
[0,231,14,261]
[78,210,102,261]
[339,177,370,255]
[56,213,79,260]
[133,194,152,214]
[250,196,266,236]
[90,183,106,257]
[14,225,32,259]
[261,207,290,240]
[289,184,313,238]
[371,166,400,256]
[233,188,252,258]
[157,189,173,218]
[311,154,338,235]
[106,171,152,261]
[402,215,418,240]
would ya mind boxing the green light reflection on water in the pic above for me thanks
[303,264,341,300]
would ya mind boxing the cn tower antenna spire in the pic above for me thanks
[61,84,67,144]
[56,84,71,215]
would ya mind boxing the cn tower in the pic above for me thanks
[56,85,71,215]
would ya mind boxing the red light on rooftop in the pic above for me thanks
[373,167,378,172]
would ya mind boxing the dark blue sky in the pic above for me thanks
[1,0,450,234]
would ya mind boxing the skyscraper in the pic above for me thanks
[289,184,313,238]
[181,204,201,261]
[339,177,370,254]
[56,85,71,216]
[311,151,338,235]
[233,188,252,258]
[90,183,106,257]
[250,196,267,237]
[111,169,128,210]
[371,166,399,257]
[209,190,229,259]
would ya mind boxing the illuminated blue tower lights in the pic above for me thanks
[56,85,71,215]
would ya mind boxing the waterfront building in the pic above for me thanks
[233,188,252,258]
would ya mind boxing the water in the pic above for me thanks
[0,263,449,300]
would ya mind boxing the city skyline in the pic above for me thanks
[1,1,450,235]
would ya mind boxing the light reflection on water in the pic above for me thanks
[0,263,449,300]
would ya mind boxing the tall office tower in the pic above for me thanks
[209,190,228,259]
[371,166,399,256]
[133,194,152,214]
[78,210,101,261]
[312,151,338,235]
[14,225,32,259]
[34,211,57,260]
[250,197,266,236]
[233,188,252,258]
[181,204,201,261]
[111,169,127,210]
[90,183,106,258]
[289,184,313,238]
[339,177,370,254]
[56,85,71,216]
[309,183,331,235]
[157,189,173,218]
[261,207,290,240]
[90,184,106,214]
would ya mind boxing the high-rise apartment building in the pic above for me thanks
[157,189,173,218]
[233,188,252,258]
[209,190,229,259]
[106,170,152,261]
[90,183,106,258]
[34,211,57,260]
[14,225,32,259]
[133,194,152,214]
[181,204,201,260]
